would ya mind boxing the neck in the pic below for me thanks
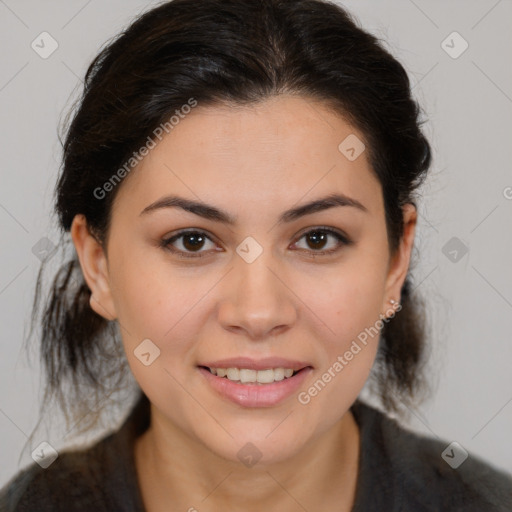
[135,405,360,512]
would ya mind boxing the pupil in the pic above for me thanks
[184,233,204,251]
[308,231,327,250]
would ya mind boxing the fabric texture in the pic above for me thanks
[1,392,511,511]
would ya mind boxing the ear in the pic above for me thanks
[381,203,417,316]
[70,214,117,321]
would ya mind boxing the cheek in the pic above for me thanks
[108,255,201,402]
[297,264,386,425]
[319,253,388,346]
[106,242,185,345]
[304,247,388,395]
[107,245,221,384]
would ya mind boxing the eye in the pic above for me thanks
[292,227,352,256]
[161,226,352,259]
[160,230,218,259]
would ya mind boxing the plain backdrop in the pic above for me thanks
[1,0,511,487]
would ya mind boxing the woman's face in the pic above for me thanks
[72,94,415,465]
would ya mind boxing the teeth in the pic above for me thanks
[239,369,257,383]
[226,368,239,381]
[208,367,297,384]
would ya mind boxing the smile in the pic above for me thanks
[198,365,313,407]
[206,367,297,384]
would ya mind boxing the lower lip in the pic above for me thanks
[198,367,313,408]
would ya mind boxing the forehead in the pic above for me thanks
[111,94,382,219]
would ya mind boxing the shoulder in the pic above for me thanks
[0,432,119,512]
[0,392,149,512]
[351,400,512,511]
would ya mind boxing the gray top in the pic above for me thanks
[1,392,511,511]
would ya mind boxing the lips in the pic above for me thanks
[198,357,312,372]
[198,366,312,407]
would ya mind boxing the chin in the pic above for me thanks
[199,421,313,468]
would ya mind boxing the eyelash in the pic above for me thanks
[160,227,352,259]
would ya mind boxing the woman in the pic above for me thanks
[1,0,511,510]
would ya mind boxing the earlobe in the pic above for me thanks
[382,203,417,313]
[70,214,117,321]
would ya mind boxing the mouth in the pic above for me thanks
[197,362,313,408]
[198,366,304,384]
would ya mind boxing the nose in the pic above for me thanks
[217,250,297,340]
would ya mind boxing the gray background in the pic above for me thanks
[1,0,511,486]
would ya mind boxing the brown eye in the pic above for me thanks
[161,230,217,258]
[160,226,351,260]
[304,230,329,250]
[293,227,351,255]
[181,232,207,251]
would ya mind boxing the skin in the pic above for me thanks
[71,94,417,511]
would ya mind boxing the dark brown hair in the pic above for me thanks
[28,0,431,435]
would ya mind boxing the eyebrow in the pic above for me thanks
[139,193,368,224]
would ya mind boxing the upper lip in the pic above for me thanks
[199,357,313,371]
